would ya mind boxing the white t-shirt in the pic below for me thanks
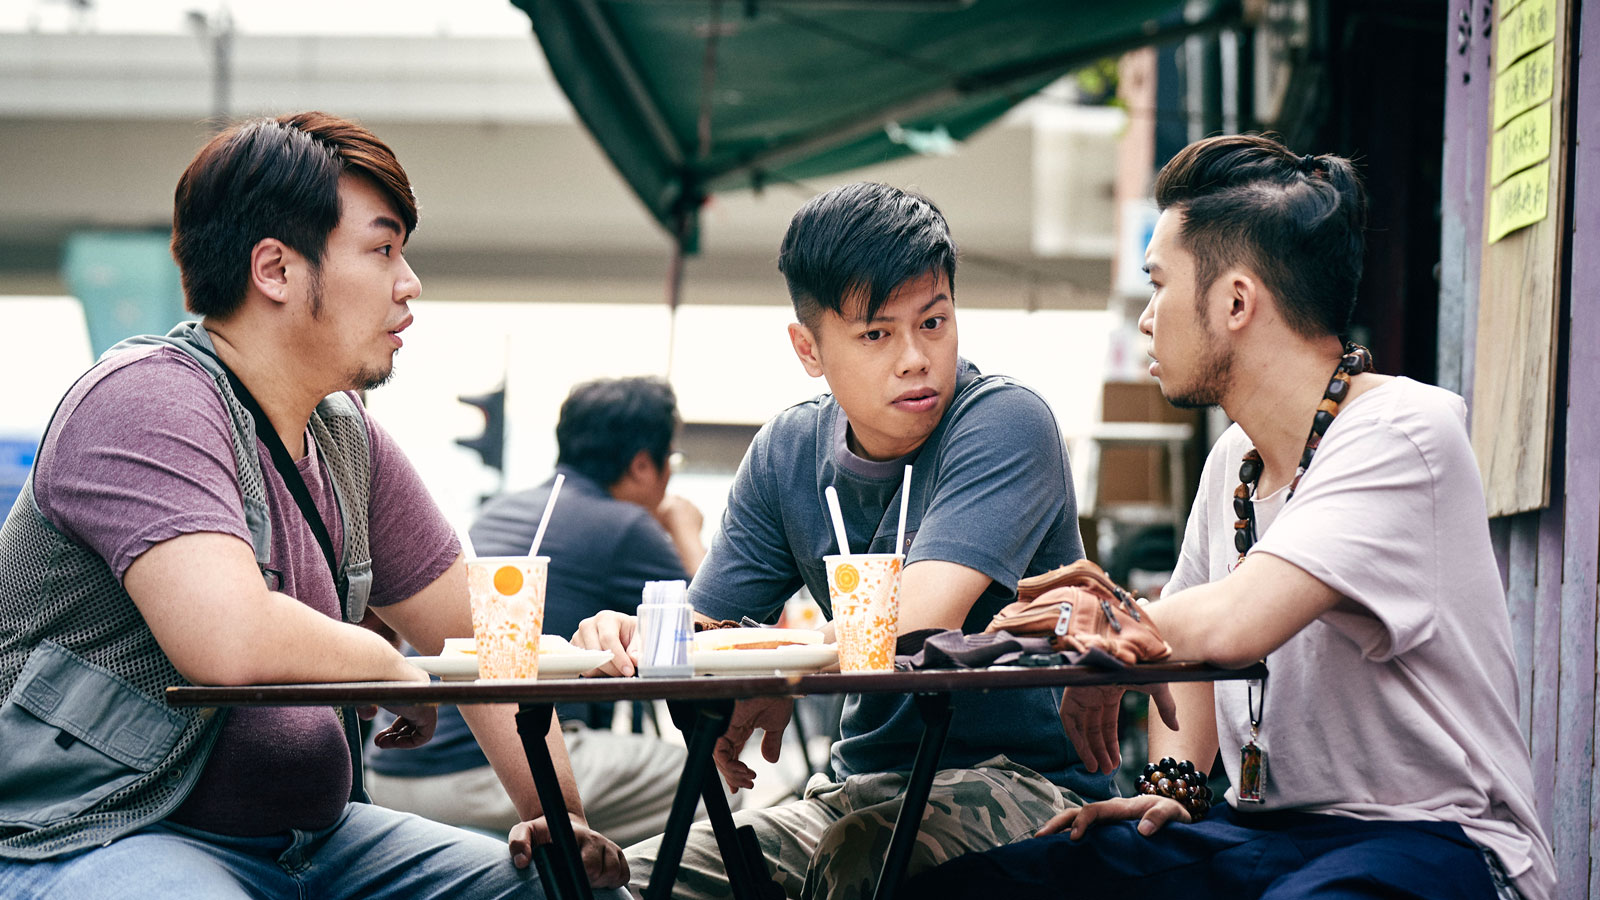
[1167,377,1554,900]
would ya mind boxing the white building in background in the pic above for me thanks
[0,2,1122,526]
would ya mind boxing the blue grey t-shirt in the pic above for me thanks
[692,359,1110,799]
[366,466,689,778]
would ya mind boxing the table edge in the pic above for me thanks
[165,660,1267,706]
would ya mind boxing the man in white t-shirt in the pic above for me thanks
[911,134,1555,900]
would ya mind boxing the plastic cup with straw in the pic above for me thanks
[466,474,563,680]
[823,480,906,672]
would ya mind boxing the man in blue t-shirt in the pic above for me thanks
[366,377,711,847]
[576,182,1108,898]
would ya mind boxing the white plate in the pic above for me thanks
[692,644,838,676]
[411,649,614,681]
[692,627,822,652]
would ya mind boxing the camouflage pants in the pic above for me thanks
[625,755,1082,900]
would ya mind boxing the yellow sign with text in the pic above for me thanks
[1488,162,1549,243]
[1500,0,1525,17]
[1499,0,1557,71]
[1494,41,1555,128]
[1491,103,1553,185]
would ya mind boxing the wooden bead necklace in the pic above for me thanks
[1231,343,1374,566]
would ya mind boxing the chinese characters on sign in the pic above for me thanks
[1486,7,1556,244]
[1498,0,1557,72]
[1488,162,1550,243]
[1494,41,1555,128]
[1491,103,1552,185]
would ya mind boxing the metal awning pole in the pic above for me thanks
[664,0,725,380]
[665,217,686,377]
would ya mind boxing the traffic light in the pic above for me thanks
[456,386,505,472]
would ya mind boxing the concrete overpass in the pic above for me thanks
[0,29,1121,311]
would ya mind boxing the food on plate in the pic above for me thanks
[692,627,824,653]
[441,634,579,656]
[539,635,578,653]
[441,638,476,656]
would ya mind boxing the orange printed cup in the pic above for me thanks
[467,556,548,680]
[825,553,903,672]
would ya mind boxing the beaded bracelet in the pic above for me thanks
[1136,757,1213,819]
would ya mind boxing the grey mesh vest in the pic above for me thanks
[0,321,374,859]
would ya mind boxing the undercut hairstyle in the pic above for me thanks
[777,182,958,330]
[556,377,679,488]
[1154,133,1367,339]
[170,111,418,318]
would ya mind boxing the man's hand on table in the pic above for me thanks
[572,610,642,677]
[510,816,629,887]
[714,695,791,792]
[1058,683,1178,773]
[365,661,438,749]
[1035,795,1192,840]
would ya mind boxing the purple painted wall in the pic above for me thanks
[1437,0,1491,404]
[1440,1,1597,896]
[1570,6,1600,897]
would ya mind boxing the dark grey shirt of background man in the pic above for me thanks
[365,376,712,849]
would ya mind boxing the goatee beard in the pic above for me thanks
[352,361,395,393]
[1161,346,1233,410]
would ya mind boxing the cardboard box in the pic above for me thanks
[1095,382,1200,507]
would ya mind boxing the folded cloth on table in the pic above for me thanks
[893,628,1120,670]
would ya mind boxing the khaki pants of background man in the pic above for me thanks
[624,755,1081,900]
[367,723,708,848]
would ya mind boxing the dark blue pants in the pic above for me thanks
[906,804,1499,899]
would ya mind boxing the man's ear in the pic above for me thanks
[249,238,294,306]
[788,322,826,378]
[609,449,660,505]
[626,448,656,482]
[1219,268,1262,334]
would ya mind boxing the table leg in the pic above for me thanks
[531,845,558,894]
[872,691,954,900]
[516,703,595,900]
[645,699,734,900]
[647,700,781,900]
[697,762,783,900]
[790,697,817,782]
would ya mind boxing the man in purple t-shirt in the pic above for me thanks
[0,113,629,899]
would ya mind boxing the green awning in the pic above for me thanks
[513,0,1236,252]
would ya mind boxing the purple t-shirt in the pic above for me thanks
[33,345,458,836]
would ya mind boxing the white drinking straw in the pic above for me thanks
[528,473,565,557]
[895,464,913,555]
[456,525,478,560]
[825,485,852,555]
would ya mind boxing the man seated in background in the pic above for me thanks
[577,182,1110,898]
[912,134,1554,900]
[367,376,714,847]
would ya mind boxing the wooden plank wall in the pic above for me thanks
[1440,2,1597,896]
[1470,0,1573,517]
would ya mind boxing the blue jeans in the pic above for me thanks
[0,802,627,900]
[907,803,1504,900]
